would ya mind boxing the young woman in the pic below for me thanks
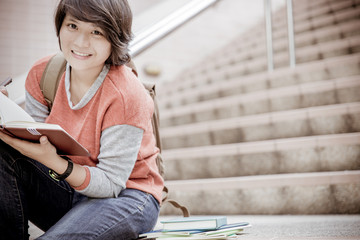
[0,0,164,239]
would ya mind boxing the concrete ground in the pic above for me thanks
[225,215,360,240]
[29,215,360,239]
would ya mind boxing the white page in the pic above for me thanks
[0,92,35,124]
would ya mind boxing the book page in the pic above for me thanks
[0,92,34,124]
[3,121,61,129]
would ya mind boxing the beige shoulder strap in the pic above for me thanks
[40,52,67,110]
[162,186,190,217]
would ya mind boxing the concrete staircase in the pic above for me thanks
[158,0,360,215]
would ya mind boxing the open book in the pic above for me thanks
[0,93,89,156]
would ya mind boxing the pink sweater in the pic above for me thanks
[25,56,164,203]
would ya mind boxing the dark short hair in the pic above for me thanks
[54,0,133,65]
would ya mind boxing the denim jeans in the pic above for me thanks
[0,140,160,240]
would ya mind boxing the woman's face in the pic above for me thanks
[59,14,112,73]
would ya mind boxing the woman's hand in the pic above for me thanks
[0,131,87,186]
[0,132,57,164]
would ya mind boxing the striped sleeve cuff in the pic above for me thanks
[72,167,91,191]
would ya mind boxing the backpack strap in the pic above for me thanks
[162,186,190,217]
[142,81,163,152]
[40,53,67,110]
[125,59,138,77]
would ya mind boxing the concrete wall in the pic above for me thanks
[0,0,59,82]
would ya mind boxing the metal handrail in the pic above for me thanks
[130,0,219,57]
[264,0,296,71]
[264,0,274,72]
[286,0,296,68]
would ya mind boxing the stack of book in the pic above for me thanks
[138,216,250,240]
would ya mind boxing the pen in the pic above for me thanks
[0,77,12,87]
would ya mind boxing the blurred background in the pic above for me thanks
[1,0,359,219]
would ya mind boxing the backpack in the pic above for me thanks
[40,52,189,217]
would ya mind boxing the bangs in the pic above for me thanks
[63,0,110,37]
[65,1,102,24]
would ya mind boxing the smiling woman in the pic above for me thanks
[0,0,163,239]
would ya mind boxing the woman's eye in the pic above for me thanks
[92,30,103,36]
[68,24,77,29]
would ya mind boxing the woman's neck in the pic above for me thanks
[69,65,103,105]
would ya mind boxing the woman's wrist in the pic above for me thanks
[47,155,87,186]
[49,156,73,181]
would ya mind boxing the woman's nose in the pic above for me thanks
[74,33,90,48]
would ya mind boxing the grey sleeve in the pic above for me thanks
[76,124,143,198]
[25,90,49,123]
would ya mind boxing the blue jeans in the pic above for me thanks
[0,140,160,240]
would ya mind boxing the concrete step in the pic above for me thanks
[193,16,360,73]
[293,0,354,21]
[159,48,360,105]
[160,75,360,127]
[162,132,360,180]
[175,2,360,80]
[293,0,347,16]
[220,0,359,57]
[207,18,360,70]
[159,53,360,110]
[161,102,360,149]
[160,170,360,215]
[275,0,358,32]
[222,34,360,77]
[223,10,360,68]
[272,3,360,43]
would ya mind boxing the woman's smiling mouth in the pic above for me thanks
[72,50,91,57]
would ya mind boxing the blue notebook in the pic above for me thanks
[160,216,227,231]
